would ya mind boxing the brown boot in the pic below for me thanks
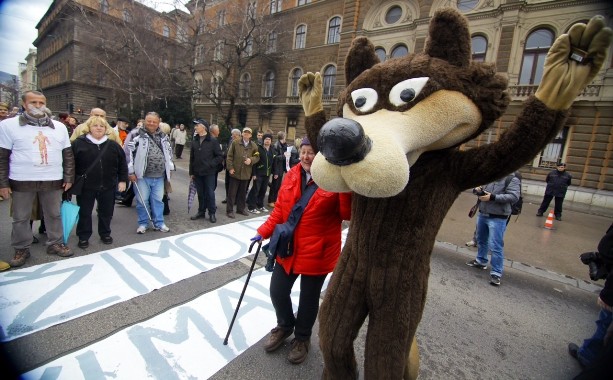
[263,327,293,352]
[47,243,73,257]
[9,248,31,267]
[287,338,310,364]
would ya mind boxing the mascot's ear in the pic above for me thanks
[425,8,471,68]
[345,37,380,84]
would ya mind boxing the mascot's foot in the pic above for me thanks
[263,326,293,352]
[288,338,310,364]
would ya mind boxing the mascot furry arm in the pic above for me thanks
[298,8,612,380]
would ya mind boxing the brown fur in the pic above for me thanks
[307,8,569,379]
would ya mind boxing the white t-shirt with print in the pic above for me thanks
[0,118,71,181]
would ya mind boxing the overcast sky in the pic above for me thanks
[0,0,187,77]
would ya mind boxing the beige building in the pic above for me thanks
[190,0,613,209]
[19,48,38,94]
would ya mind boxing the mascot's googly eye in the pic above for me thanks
[351,88,378,113]
[389,77,430,107]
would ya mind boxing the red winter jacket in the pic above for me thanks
[257,164,352,276]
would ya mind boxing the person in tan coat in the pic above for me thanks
[225,126,259,218]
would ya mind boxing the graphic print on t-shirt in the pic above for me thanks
[32,130,51,165]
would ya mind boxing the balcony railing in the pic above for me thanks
[507,84,602,99]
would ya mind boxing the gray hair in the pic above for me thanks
[210,124,219,132]
[231,128,241,136]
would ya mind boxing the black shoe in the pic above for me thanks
[568,343,579,359]
[163,209,170,216]
[190,212,206,220]
[536,212,543,217]
[101,236,113,245]
[209,214,217,223]
[118,201,132,207]
[222,199,227,204]
[555,216,562,221]
[78,240,89,249]
[32,235,39,244]
[466,259,487,270]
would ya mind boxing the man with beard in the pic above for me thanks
[0,91,75,267]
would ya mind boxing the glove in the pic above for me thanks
[535,15,612,110]
[298,72,324,116]
[250,234,262,242]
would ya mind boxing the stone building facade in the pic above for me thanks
[191,0,613,208]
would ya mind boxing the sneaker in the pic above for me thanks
[466,259,487,270]
[47,243,73,257]
[101,236,113,245]
[490,275,501,286]
[257,207,268,212]
[536,212,543,217]
[9,248,31,267]
[263,327,293,352]
[555,216,562,221]
[288,338,310,364]
[155,224,170,233]
[78,240,89,249]
[465,240,476,247]
[248,209,261,214]
[136,225,147,234]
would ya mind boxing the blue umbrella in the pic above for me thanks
[188,179,197,213]
[60,200,79,244]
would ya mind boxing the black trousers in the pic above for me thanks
[269,263,327,341]
[268,173,284,204]
[247,175,270,210]
[175,144,184,158]
[227,177,249,214]
[76,187,115,240]
[537,194,564,216]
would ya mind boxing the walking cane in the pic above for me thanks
[132,180,153,222]
[223,240,263,345]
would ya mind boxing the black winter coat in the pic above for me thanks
[544,169,572,197]
[190,134,223,176]
[72,136,128,191]
[253,144,274,177]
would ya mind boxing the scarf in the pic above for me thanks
[18,107,54,128]
[86,134,109,145]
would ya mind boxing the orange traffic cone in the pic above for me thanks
[544,209,555,230]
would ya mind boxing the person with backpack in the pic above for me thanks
[466,173,521,286]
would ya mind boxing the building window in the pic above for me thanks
[375,47,386,62]
[162,54,169,69]
[177,26,187,43]
[195,44,205,64]
[214,40,224,61]
[218,10,226,27]
[244,37,253,57]
[327,17,341,44]
[297,0,310,6]
[211,75,221,99]
[263,71,275,97]
[323,65,336,97]
[123,9,132,22]
[457,0,479,13]
[471,35,487,62]
[240,73,251,99]
[295,24,306,49]
[270,0,282,14]
[247,2,257,19]
[289,68,302,97]
[391,44,408,59]
[539,128,568,168]
[519,28,554,85]
[163,25,170,38]
[100,0,109,13]
[385,5,402,24]
[267,31,277,53]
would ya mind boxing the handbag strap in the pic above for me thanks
[80,140,111,179]
[285,180,319,229]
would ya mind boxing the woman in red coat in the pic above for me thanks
[252,137,351,364]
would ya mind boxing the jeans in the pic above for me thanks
[537,194,564,217]
[134,176,165,228]
[475,213,508,278]
[76,187,115,240]
[247,175,270,210]
[577,308,613,367]
[194,174,217,215]
[269,264,327,341]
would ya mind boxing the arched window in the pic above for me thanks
[123,9,132,22]
[457,0,479,13]
[211,75,222,99]
[295,24,306,49]
[519,28,554,84]
[263,71,275,97]
[239,73,251,99]
[195,44,205,64]
[163,25,170,38]
[100,0,109,13]
[290,68,303,97]
[471,35,487,62]
[391,44,408,59]
[327,17,341,44]
[214,40,224,61]
[385,5,402,24]
[375,47,386,63]
[323,65,336,97]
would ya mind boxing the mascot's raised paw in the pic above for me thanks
[298,72,324,117]
[535,15,613,110]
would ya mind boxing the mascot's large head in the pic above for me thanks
[311,8,510,197]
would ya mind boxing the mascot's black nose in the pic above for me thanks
[317,118,372,166]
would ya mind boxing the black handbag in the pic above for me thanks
[269,181,319,259]
[67,141,111,197]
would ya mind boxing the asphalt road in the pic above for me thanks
[0,154,609,379]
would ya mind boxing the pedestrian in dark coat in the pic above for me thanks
[536,162,572,220]
[72,116,128,248]
[247,133,274,213]
[189,120,223,223]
